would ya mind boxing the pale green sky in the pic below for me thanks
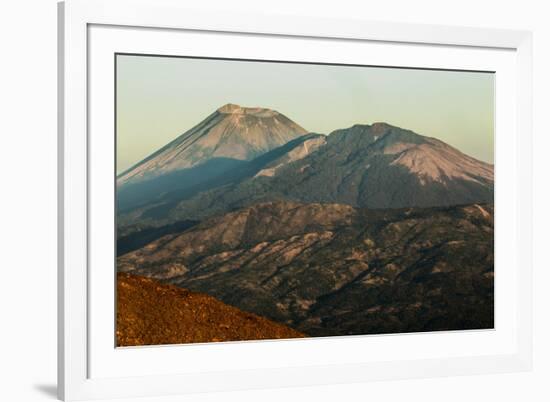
[116,54,494,173]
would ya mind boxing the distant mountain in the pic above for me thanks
[117,103,307,187]
[117,272,305,346]
[116,133,327,233]
[119,122,493,230]
[118,201,494,336]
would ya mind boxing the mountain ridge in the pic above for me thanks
[118,200,494,336]
[117,122,493,231]
[115,108,495,340]
[117,103,307,186]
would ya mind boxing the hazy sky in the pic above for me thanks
[116,54,494,173]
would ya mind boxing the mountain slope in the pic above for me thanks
[254,133,327,177]
[117,103,307,186]
[117,272,305,346]
[116,133,327,232]
[121,123,493,228]
[118,201,494,336]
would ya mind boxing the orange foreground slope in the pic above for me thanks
[116,273,305,346]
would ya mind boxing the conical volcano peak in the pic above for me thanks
[117,104,307,186]
[217,103,279,117]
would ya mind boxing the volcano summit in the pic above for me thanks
[117,104,307,186]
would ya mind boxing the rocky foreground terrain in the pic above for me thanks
[117,272,304,346]
[119,201,494,337]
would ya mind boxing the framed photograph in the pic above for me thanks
[58,0,533,400]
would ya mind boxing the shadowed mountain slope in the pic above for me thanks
[119,123,493,231]
[117,133,327,234]
[117,133,326,213]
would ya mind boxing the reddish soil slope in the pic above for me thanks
[116,273,305,346]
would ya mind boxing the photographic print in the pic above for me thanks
[115,54,494,347]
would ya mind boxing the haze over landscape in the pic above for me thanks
[117,55,494,173]
[115,55,494,346]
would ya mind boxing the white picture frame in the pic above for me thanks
[58,0,533,400]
